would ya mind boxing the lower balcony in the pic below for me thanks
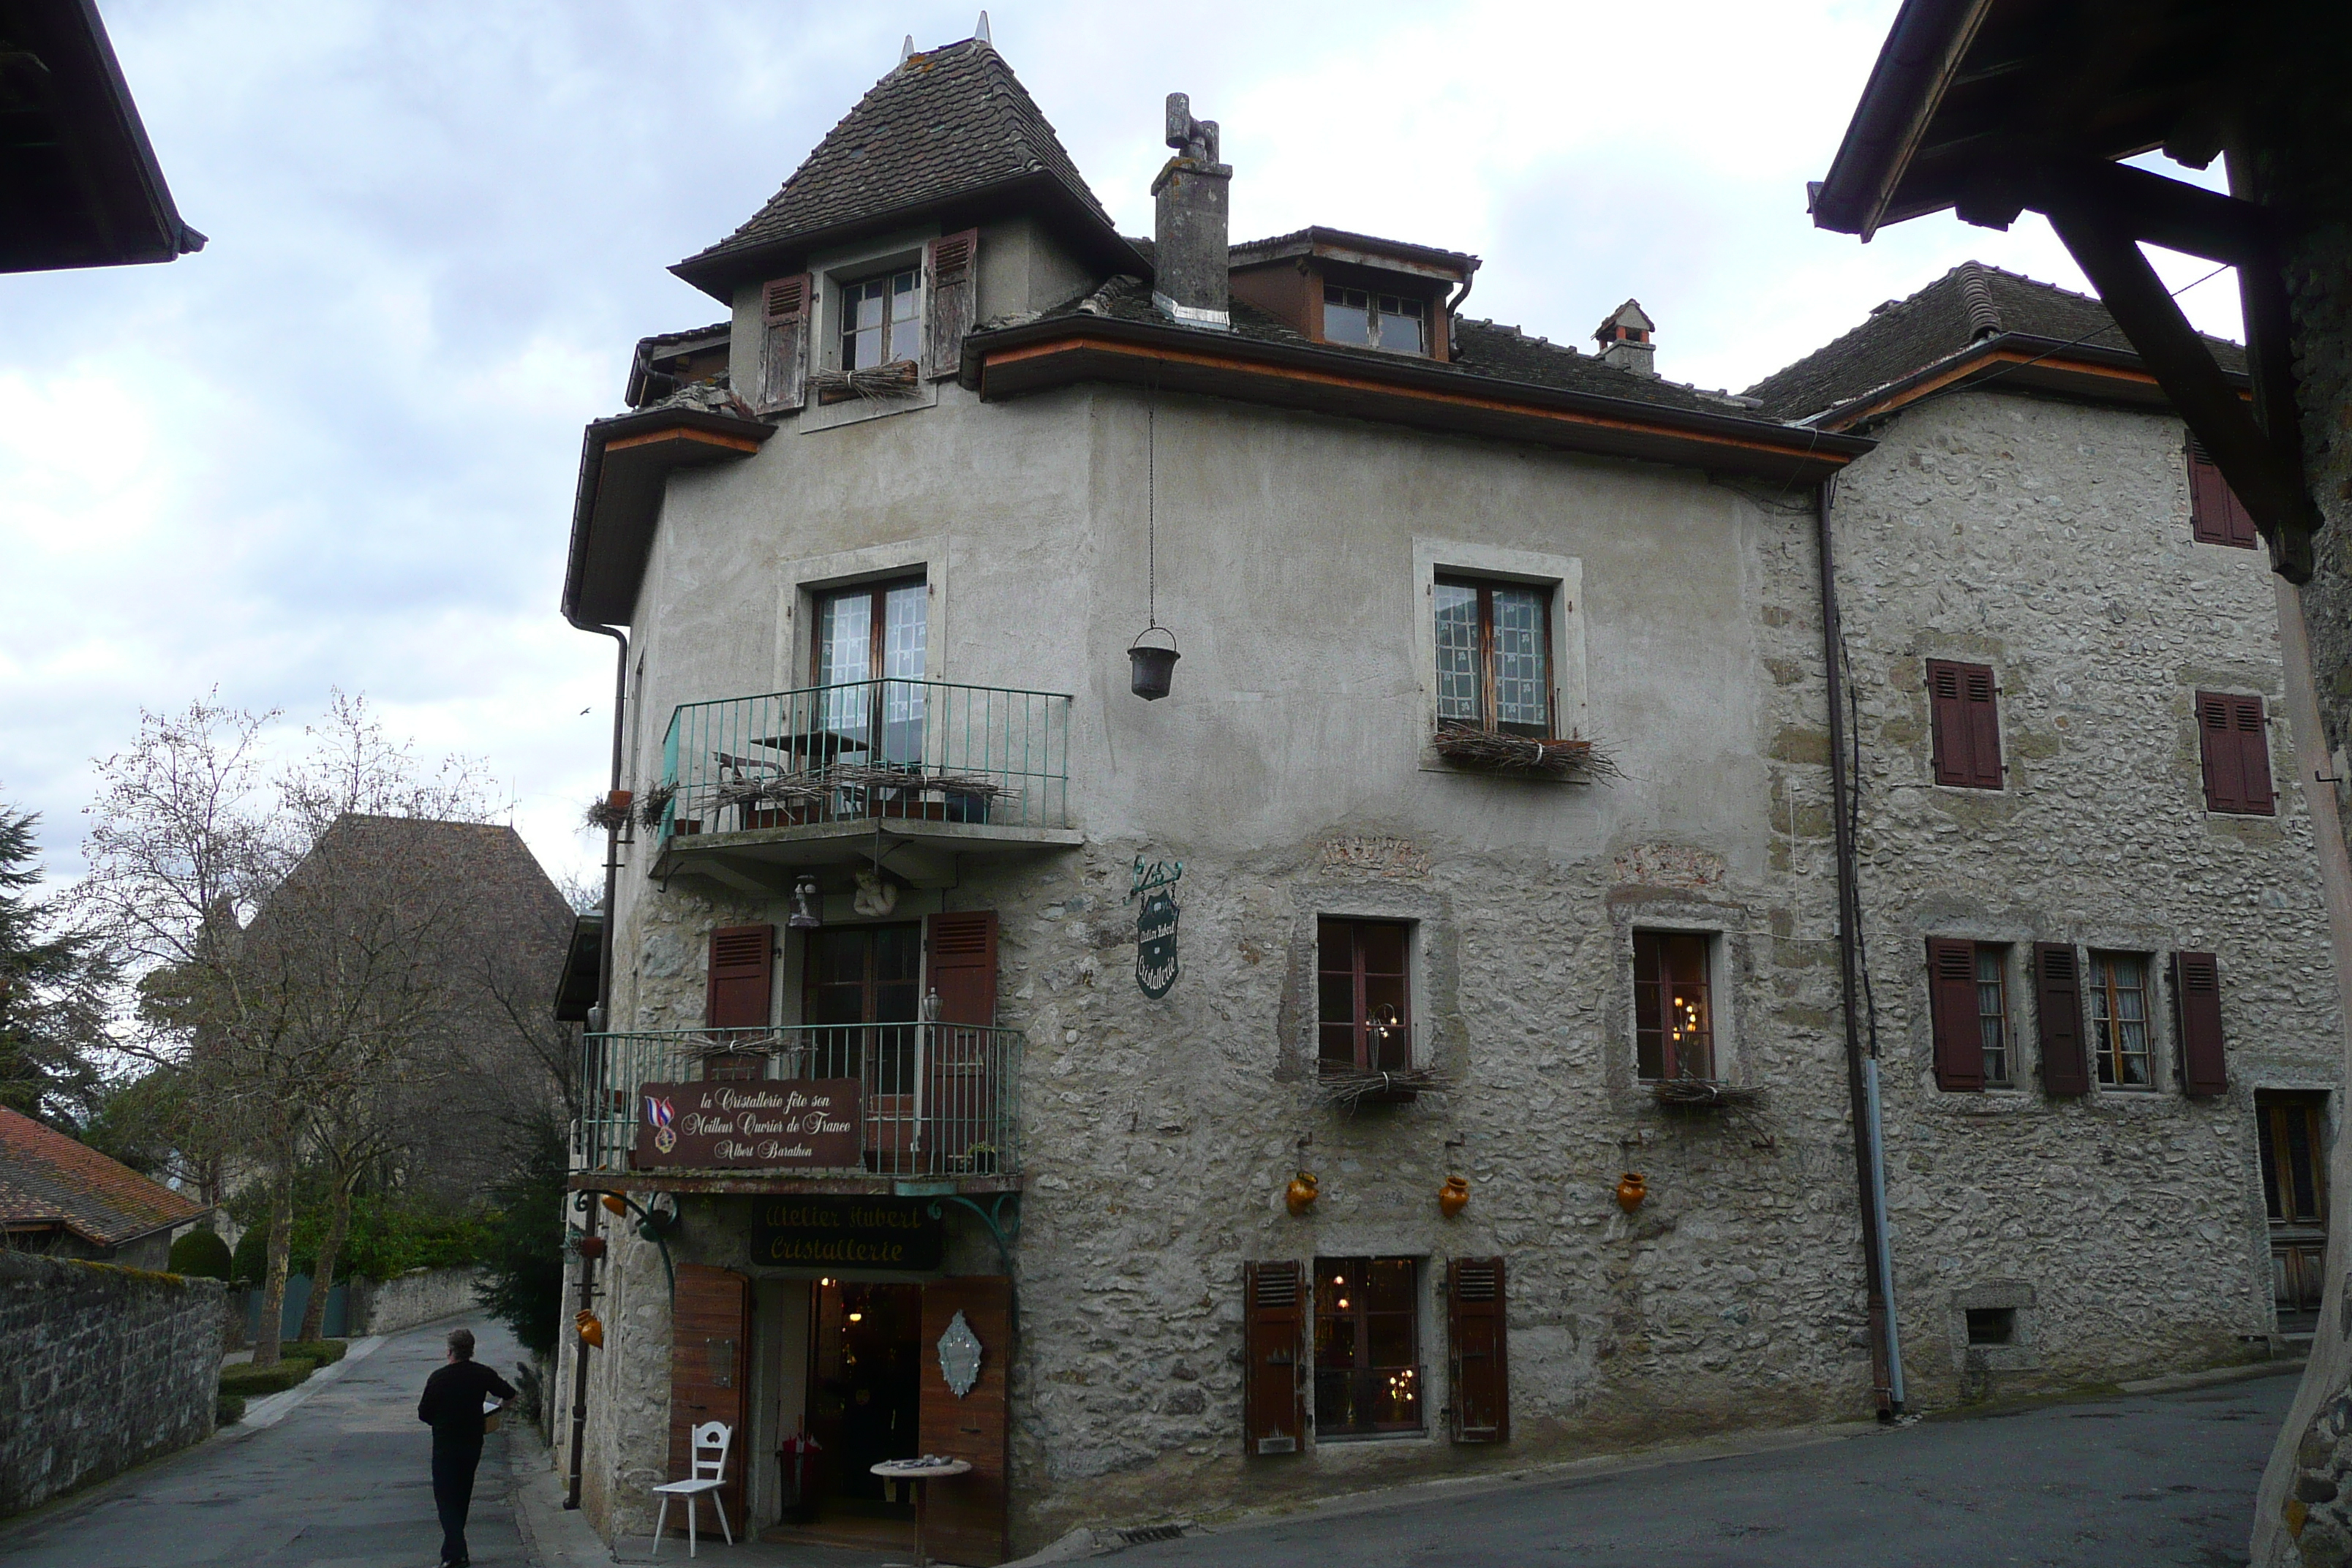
[573,1024,1022,1196]
[649,679,1079,890]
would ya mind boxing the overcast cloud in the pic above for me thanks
[0,0,2244,891]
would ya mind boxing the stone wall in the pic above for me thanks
[0,1251,224,1516]
[350,1267,486,1337]
[1828,389,2342,1408]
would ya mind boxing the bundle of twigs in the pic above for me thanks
[1433,723,1618,779]
[636,783,677,829]
[582,796,632,832]
[1651,1078,1764,1109]
[823,765,1002,799]
[715,776,833,809]
[810,361,920,402]
[1313,1067,1454,1107]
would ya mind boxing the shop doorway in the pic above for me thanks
[794,1280,921,1542]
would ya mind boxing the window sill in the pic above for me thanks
[1313,1428,1431,1446]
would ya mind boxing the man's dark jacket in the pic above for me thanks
[418,1360,517,1441]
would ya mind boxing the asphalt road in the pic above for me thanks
[1127,1373,2293,1568]
[0,1313,529,1568]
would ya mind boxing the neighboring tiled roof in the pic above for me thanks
[1036,276,1770,421]
[0,1107,206,1249]
[679,37,1113,280]
[1744,260,2250,421]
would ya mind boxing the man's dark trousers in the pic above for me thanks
[431,1431,484,1564]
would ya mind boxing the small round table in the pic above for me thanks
[870,1458,973,1567]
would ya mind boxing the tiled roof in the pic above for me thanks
[678,37,1114,282]
[1744,260,2249,422]
[1036,276,1772,422]
[0,1107,206,1249]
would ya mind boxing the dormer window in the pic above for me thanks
[840,267,921,369]
[1324,287,1426,355]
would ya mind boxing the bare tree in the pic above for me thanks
[79,693,494,1364]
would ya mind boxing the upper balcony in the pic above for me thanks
[649,679,1078,889]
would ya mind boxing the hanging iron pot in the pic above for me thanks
[1129,625,1180,701]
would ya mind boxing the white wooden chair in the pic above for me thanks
[650,1420,733,1558]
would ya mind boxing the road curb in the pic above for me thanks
[510,1440,619,1567]
[2119,1357,2308,1395]
[211,1333,388,1441]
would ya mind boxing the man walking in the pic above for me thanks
[417,1327,516,1568]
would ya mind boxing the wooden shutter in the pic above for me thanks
[2175,951,2228,1098]
[668,1264,750,1534]
[2198,691,2276,815]
[1242,1261,1305,1456]
[925,911,998,1025]
[1927,660,2001,788]
[759,273,810,412]
[917,1276,1011,1565]
[1447,1256,1509,1444]
[925,911,1000,1175]
[924,228,978,381]
[705,924,774,1028]
[1927,937,1984,1091]
[2188,435,2258,548]
[2034,943,2089,1096]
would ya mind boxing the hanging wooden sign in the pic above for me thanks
[1130,855,1183,998]
[636,1079,861,1169]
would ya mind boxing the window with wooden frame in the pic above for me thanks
[803,923,921,1091]
[2196,690,2275,816]
[1926,660,2002,788]
[1633,930,1715,1082]
[2187,434,2260,549]
[1323,286,1428,355]
[1317,919,1411,1076]
[1973,946,2013,1087]
[2086,951,2152,1089]
[838,266,921,371]
[1434,578,1552,737]
[1313,1256,1422,1436]
[1926,938,2013,1091]
[815,577,928,767]
[2257,1092,2329,1331]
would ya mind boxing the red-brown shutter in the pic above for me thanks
[1447,1256,1509,1444]
[2034,942,2089,1096]
[759,273,810,412]
[925,911,1000,1176]
[668,1264,750,1536]
[1928,660,2001,788]
[924,229,978,380]
[1927,937,1984,1091]
[2198,691,2275,815]
[2175,951,2228,1098]
[1243,1261,1305,1456]
[918,1276,1011,1565]
[2188,435,2258,549]
[705,924,774,1028]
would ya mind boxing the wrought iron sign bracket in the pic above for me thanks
[930,1191,1022,1275]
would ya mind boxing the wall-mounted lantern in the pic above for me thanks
[788,875,823,930]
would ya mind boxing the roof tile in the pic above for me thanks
[0,1107,206,1249]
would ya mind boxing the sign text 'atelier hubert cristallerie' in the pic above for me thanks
[636,1079,860,1169]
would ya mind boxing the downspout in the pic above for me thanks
[1817,475,1906,1417]
[564,619,628,1509]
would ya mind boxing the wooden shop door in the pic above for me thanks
[917,1276,1011,1565]
[670,1264,752,1534]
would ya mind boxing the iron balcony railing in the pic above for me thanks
[578,1024,1022,1178]
[654,679,1071,842]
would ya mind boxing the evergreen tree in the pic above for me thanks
[0,802,114,1129]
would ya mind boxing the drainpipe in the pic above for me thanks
[565,620,629,1508]
[1817,476,1906,1417]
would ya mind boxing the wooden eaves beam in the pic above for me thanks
[1956,155,2318,582]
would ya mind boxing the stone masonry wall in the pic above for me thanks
[1829,388,2342,1408]
[0,1251,225,1515]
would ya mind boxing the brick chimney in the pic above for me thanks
[1594,299,1656,375]
[1151,93,1231,330]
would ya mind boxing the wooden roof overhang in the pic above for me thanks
[1809,0,2323,578]
[562,407,774,628]
[962,319,1873,485]
[1808,331,2248,434]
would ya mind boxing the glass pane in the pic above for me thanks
[879,583,927,765]
[1360,923,1407,975]
[1365,1259,1415,1313]
[1324,286,1372,347]
[1319,1025,1359,1067]
[1366,1313,1415,1368]
[2288,1109,2319,1220]
[1490,587,1548,728]
[1433,584,1480,722]
[818,591,873,748]
[1318,975,1356,1026]
[2259,1109,2285,1221]
[887,268,919,361]
[1376,298,1425,355]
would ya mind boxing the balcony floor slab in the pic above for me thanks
[653,820,1083,889]
[568,1172,1022,1197]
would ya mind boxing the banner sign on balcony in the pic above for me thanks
[753,1196,943,1270]
[1130,855,1183,999]
[636,1079,861,1169]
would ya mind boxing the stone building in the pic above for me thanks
[549,31,2338,1561]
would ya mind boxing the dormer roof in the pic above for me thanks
[671,36,1139,300]
[1228,226,1478,286]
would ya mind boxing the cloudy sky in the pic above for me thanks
[1,0,2243,892]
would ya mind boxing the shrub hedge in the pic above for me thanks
[228,1196,494,1285]
[216,1393,246,1428]
[282,1338,347,1368]
[219,1359,312,1398]
[167,1229,232,1281]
